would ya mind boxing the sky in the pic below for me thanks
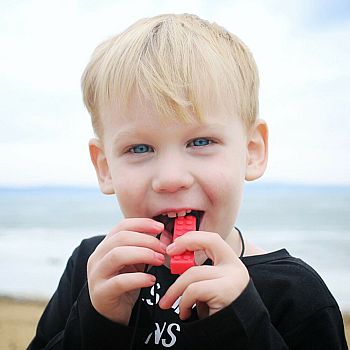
[0,0,349,186]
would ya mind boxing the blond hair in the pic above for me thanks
[81,13,259,137]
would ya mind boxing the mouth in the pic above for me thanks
[153,209,204,235]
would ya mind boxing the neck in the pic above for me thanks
[225,227,244,257]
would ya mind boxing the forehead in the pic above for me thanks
[100,92,240,134]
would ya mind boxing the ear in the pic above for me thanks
[89,138,115,194]
[245,120,269,181]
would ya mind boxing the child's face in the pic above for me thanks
[91,95,265,244]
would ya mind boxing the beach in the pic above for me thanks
[1,185,349,348]
[0,296,349,349]
[0,297,46,349]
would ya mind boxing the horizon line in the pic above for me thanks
[1,181,350,191]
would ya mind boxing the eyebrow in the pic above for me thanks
[112,123,227,145]
[112,129,151,144]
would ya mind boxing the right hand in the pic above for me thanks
[87,218,165,325]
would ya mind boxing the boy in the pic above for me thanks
[28,14,348,349]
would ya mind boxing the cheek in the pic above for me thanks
[205,153,245,198]
[203,167,244,207]
[202,156,245,224]
[217,172,244,206]
[111,167,148,217]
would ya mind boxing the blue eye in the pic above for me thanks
[130,144,152,153]
[189,138,212,147]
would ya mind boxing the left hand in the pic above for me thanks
[158,230,250,320]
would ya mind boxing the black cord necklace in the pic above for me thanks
[235,226,245,258]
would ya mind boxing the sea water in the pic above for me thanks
[0,183,349,311]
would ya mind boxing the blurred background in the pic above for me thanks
[0,0,349,321]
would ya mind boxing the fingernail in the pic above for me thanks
[149,275,156,283]
[166,243,175,253]
[158,297,167,309]
[154,252,165,261]
[154,221,164,230]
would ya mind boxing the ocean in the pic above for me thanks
[0,183,349,312]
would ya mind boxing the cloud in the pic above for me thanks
[1,0,349,185]
[210,0,350,184]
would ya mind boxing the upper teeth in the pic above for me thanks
[162,209,192,218]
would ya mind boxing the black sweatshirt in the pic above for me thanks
[28,235,348,349]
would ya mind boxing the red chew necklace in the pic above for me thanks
[170,215,197,274]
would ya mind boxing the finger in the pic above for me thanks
[107,218,164,239]
[159,265,218,309]
[166,231,236,264]
[93,246,165,279]
[102,272,157,297]
[178,279,220,320]
[93,230,167,260]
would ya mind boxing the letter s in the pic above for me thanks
[162,323,180,347]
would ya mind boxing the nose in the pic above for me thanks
[152,154,194,193]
